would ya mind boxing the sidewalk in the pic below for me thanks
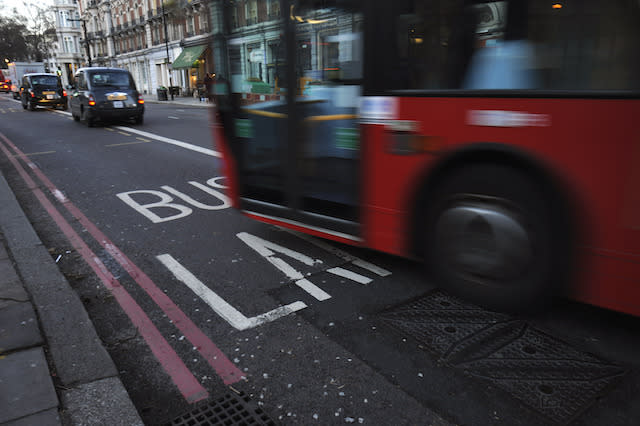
[144,93,214,108]
[0,171,143,425]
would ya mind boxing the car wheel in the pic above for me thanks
[72,109,80,121]
[423,162,570,313]
[28,101,36,111]
[60,103,68,111]
[134,114,144,125]
[82,108,94,127]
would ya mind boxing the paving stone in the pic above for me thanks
[0,258,29,310]
[0,238,8,259]
[3,408,61,426]
[0,347,59,424]
[0,302,42,352]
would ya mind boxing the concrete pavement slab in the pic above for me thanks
[3,408,61,426]
[0,302,42,352]
[0,347,59,424]
[0,258,30,310]
[9,244,119,386]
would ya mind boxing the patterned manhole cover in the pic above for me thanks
[167,392,275,426]
[378,290,626,424]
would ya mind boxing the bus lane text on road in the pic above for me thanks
[116,177,230,223]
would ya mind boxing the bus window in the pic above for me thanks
[294,0,364,221]
[528,0,640,91]
[390,0,640,92]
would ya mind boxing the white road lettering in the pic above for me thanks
[206,177,227,189]
[281,228,392,277]
[161,183,229,210]
[117,177,230,223]
[117,190,193,223]
[237,232,331,301]
[157,254,307,330]
[327,267,372,285]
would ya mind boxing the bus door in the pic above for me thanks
[227,0,365,238]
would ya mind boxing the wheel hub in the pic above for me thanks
[435,199,533,284]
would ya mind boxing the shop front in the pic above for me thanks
[171,44,211,97]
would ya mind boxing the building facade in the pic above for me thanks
[50,0,214,96]
[49,1,301,97]
[51,0,84,87]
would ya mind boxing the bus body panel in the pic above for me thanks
[360,96,640,316]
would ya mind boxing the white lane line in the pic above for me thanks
[281,228,392,276]
[50,109,222,158]
[115,126,221,157]
[168,116,180,120]
[157,253,307,331]
[327,267,372,285]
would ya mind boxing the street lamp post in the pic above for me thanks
[161,0,174,100]
[69,18,92,67]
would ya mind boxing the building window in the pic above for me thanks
[268,0,280,20]
[231,5,238,28]
[187,15,194,36]
[247,0,258,25]
[59,10,70,27]
[63,36,74,53]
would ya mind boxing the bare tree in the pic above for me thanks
[0,15,30,64]
[0,0,55,62]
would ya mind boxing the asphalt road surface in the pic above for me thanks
[1,93,639,425]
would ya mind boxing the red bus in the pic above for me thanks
[211,0,640,316]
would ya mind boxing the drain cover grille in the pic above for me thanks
[167,392,275,426]
[379,290,625,424]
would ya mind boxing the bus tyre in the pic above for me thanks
[424,163,568,313]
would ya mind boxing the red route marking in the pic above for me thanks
[0,131,243,385]
[0,133,208,403]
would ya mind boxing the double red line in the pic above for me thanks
[0,131,243,403]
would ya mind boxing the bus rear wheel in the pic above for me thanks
[424,163,568,313]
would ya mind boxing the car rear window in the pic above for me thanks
[90,71,131,88]
[31,76,59,86]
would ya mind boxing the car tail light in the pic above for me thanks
[29,90,35,98]
[137,94,144,105]
[62,90,67,97]
[88,94,96,106]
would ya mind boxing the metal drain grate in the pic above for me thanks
[378,290,626,424]
[167,392,275,426]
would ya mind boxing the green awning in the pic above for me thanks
[171,45,207,69]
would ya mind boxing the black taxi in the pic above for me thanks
[20,73,67,111]
[69,67,144,127]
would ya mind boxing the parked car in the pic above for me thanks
[69,67,144,127]
[20,73,67,111]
